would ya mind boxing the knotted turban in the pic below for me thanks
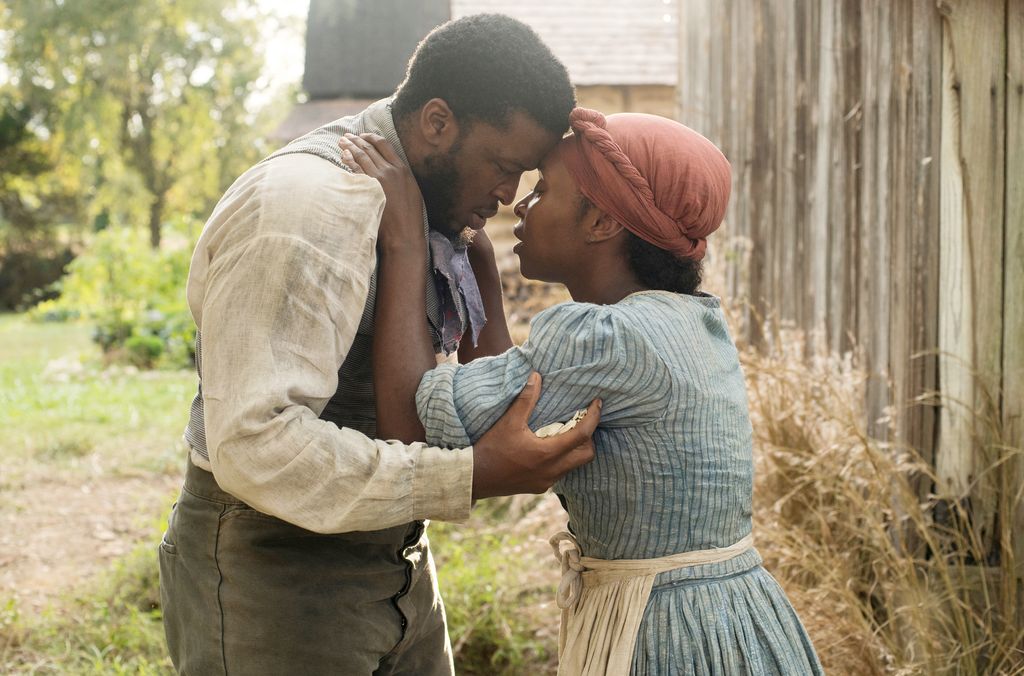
[557,108,731,261]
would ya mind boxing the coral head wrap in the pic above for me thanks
[557,108,731,261]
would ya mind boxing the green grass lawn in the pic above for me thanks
[0,314,196,482]
[0,314,191,674]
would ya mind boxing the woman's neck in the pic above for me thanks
[565,271,648,305]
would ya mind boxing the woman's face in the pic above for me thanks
[511,143,590,283]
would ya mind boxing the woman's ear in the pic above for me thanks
[586,211,626,244]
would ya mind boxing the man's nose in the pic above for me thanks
[494,175,521,206]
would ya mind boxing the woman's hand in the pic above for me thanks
[338,133,424,254]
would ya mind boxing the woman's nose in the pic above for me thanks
[513,193,531,219]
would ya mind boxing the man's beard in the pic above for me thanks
[416,148,474,247]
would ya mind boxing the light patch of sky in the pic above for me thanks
[252,0,310,108]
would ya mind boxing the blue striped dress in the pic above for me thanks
[416,290,823,675]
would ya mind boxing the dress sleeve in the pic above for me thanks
[416,301,670,447]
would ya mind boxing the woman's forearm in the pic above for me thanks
[335,131,436,443]
[458,235,514,362]
[373,246,434,443]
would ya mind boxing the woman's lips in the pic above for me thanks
[512,222,525,254]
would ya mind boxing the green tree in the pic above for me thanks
[1,0,276,248]
[0,92,75,243]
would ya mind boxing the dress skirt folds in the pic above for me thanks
[416,291,824,675]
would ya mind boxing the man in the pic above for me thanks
[159,13,596,676]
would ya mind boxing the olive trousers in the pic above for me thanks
[159,460,454,675]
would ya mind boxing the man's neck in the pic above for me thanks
[393,114,425,171]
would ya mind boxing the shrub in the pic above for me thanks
[124,335,165,369]
[30,223,197,369]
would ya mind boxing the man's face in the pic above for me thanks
[414,111,560,241]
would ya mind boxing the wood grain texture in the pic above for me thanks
[1004,0,1024,578]
[937,0,1006,554]
[677,0,1014,563]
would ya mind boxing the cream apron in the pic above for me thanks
[549,531,755,676]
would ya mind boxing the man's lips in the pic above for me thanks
[471,209,499,230]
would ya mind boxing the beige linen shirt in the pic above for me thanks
[185,152,473,534]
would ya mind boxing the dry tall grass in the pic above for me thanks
[743,334,1024,675]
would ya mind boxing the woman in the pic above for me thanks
[339,109,822,675]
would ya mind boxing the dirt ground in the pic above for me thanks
[0,470,181,612]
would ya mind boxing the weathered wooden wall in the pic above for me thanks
[677,0,1021,563]
[1007,0,1024,579]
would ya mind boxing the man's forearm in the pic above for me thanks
[207,402,473,532]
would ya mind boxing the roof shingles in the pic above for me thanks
[452,0,678,86]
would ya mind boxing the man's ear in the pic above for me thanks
[417,98,460,151]
[587,211,627,244]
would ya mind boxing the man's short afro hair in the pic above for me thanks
[393,13,576,136]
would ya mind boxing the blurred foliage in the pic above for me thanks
[0,0,284,249]
[0,92,79,242]
[0,242,73,310]
[30,223,197,368]
[0,89,80,310]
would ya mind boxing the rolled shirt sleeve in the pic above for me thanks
[188,153,472,534]
[416,301,671,448]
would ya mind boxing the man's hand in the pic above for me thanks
[472,372,600,500]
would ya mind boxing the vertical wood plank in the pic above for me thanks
[747,0,777,346]
[780,0,798,328]
[725,0,757,329]
[909,0,943,472]
[808,0,834,339]
[1004,0,1024,579]
[794,0,819,340]
[860,0,894,439]
[937,0,1006,552]
[825,1,855,354]
[676,0,712,134]
[887,0,913,450]
[838,0,863,356]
